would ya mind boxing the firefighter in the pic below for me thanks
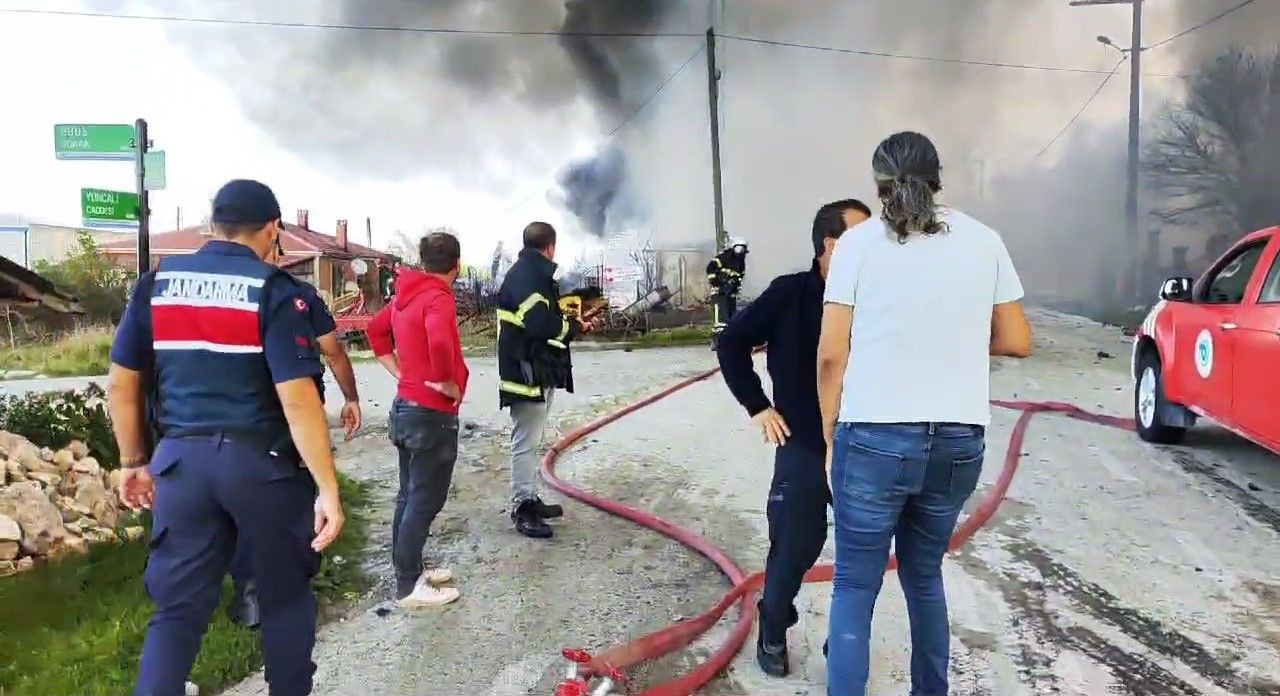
[106,179,344,696]
[707,236,748,346]
[495,221,593,539]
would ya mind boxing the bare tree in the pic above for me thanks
[386,226,460,268]
[627,234,659,296]
[1144,47,1280,234]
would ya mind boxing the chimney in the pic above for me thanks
[297,209,309,229]
[336,219,348,250]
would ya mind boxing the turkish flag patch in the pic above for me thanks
[294,297,307,312]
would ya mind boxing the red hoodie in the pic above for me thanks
[367,269,469,414]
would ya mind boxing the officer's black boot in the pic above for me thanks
[532,496,564,519]
[513,500,553,539]
[756,601,790,677]
[227,579,261,630]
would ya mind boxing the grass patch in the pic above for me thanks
[615,324,713,348]
[0,328,114,377]
[0,473,371,696]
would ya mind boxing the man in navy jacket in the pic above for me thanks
[715,198,871,678]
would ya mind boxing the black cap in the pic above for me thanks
[211,179,282,226]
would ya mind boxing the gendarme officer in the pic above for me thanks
[106,179,345,696]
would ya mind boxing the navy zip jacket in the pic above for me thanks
[716,262,826,455]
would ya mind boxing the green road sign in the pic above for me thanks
[54,124,136,161]
[144,150,166,190]
[81,188,139,229]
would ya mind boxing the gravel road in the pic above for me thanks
[7,309,1277,695]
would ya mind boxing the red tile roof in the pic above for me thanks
[99,223,396,262]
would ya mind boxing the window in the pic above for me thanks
[1201,243,1266,305]
[1259,248,1280,304]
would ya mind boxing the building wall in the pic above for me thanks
[26,224,133,267]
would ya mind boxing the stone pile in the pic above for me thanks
[0,430,142,577]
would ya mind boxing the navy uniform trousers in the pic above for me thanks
[136,435,319,696]
[758,441,831,642]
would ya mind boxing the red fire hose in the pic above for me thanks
[540,367,1136,695]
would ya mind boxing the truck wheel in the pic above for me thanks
[1135,351,1187,445]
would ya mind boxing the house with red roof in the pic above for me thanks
[99,211,398,311]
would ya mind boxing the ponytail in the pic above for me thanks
[871,131,949,244]
[877,175,948,244]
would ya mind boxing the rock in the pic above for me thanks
[0,432,41,466]
[15,556,34,573]
[71,457,102,477]
[59,534,89,556]
[27,471,62,489]
[124,526,145,542]
[107,468,124,493]
[74,476,120,529]
[0,513,19,541]
[81,526,118,544]
[67,440,90,459]
[52,449,77,471]
[0,560,15,577]
[54,496,91,523]
[4,459,25,481]
[0,482,67,556]
[0,541,18,560]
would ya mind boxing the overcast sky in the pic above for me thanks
[0,0,597,263]
[1,0,1273,273]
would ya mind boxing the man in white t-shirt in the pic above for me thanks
[816,131,1032,696]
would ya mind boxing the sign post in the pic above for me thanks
[134,118,151,274]
[81,188,141,229]
[53,119,153,274]
[53,124,136,161]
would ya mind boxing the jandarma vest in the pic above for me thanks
[145,251,291,449]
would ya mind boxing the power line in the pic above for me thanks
[1030,57,1127,164]
[1148,0,1257,51]
[1,6,1186,77]
[0,7,701,38]
[495,44,705,220]
[609,45,705,137]
[720,33,1181,77]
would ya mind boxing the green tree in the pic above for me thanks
[34,231,131,325]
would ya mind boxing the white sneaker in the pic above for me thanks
[423,567,453,586]
[397,577,460,609]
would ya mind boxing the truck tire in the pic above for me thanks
[1135,351,1187,445]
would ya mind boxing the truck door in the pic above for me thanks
[1175,240,1269,422]
[1231,233,1280,451]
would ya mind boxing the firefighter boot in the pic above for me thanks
[513,499,553,539]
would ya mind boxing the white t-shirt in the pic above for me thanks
[823,209,1024,426]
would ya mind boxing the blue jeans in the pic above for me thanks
[826,422,985,696]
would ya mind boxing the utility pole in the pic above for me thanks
[134,117,151,274]
[706,27,726,251]
[1070,0,1143,306]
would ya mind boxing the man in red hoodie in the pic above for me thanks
[367,231,468,608]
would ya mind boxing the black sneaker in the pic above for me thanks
[512,500,553,539]
[227,580,261,630]
[532,497,564,519]
[756,631,789,677]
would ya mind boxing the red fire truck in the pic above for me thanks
[1132,226,1280,453]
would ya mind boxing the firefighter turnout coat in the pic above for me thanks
[706,248,746,296]
[496,247,581,407]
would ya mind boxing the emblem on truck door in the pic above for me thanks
[1194,329,1214,378]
